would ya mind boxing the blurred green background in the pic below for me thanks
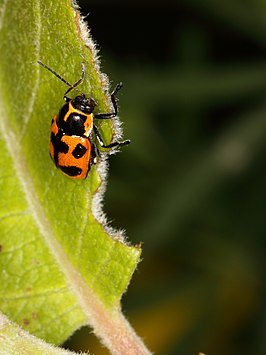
[64,1,266,354]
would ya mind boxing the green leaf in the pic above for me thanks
[0,312,82,355]
[0,1,146,353]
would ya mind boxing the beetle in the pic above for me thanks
[38,60,130,179]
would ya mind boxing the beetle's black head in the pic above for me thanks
[72,95,97,114]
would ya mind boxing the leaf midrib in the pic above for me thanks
[0,88,114,337]
[0,0,102,330]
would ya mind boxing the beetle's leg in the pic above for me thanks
[94,82,123,119]
[93,125,130,148]
[90,142,99,165]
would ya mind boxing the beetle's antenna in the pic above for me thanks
[37,61,86,99]
[37,61,72,87]
[64,63,85,97]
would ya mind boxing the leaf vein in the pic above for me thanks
[0,210,31,222]
[33,304,85,335]
[0,286,69,301]
[75,192,90,263]
[20,0,41,140]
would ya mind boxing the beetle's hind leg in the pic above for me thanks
[93,125,130,148]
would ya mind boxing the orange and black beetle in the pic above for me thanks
[38,61,130,180]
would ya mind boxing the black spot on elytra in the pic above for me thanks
[72,143,87,159]
[50,132,69,154]
[59,165,82,177]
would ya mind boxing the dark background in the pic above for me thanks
[65,1,266,354]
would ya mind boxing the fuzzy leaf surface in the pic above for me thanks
[0,0,141,345]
